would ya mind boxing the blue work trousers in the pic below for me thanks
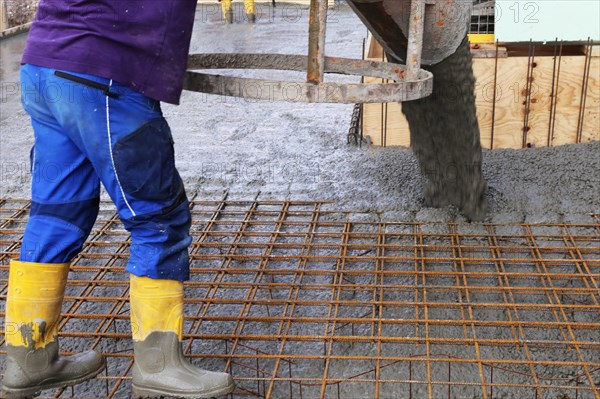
[19,64,192,281]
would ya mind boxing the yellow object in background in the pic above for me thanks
[221,0,232,14]
[244,0,255,16]
[468,34,496,44]
[221,0,256,23]
[4,260,70,349]
[129,275,184,341]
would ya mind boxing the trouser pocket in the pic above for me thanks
[113,118,184,204]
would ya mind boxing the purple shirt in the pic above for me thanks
[22,0,197,105]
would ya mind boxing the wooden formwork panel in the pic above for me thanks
[362,38,600,149]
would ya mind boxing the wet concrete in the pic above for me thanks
[399,38,488,221]
[0,32,27,123]
[5,0,38,29]
[0,33,26,81]
[1,3,598,218]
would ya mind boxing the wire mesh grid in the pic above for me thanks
[1,198,599,399]
[470,1,495,35]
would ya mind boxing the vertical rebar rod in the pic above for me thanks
[490,40,499,149]
[307,0,328,84]
[576,38,593,144]
[405,0,425,81]
[550,41,563,147]
[547,39,559,147]
[522,40,535,148]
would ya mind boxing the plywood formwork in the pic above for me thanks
[1,198,599,399]
[362,37,600,149]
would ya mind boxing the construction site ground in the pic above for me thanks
[1,3,599,399]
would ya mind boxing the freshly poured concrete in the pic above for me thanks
[1,4,598,222]
[400,38,488,222]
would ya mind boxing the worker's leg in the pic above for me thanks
[19,95,101,264]
[2,261,105,398]
[2,64,105,398]
[37,68,192,282]
[221,0,233,23]
[129,275,234,397]
[37,67,232,397]
[103,97,192,282]
[244,0,256,22]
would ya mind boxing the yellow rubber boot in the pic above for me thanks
[130,275,234,399]
[244,0,256,23]
[2,260,105,399]
[221,0,233,23]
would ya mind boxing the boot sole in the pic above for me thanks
[132,381,234,399]
[1,358,106,399]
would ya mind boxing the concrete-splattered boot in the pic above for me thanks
[221,0,234,24]
[130,275,234,399]
[2,261,105,399]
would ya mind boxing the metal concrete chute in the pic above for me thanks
[347,0,472,66]
[184,0,475,103]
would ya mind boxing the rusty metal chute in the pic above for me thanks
[184,0,472,104]
[347,0,472,66]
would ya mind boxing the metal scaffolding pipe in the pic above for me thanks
[406,0,426,81]
[307,0,328,84]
